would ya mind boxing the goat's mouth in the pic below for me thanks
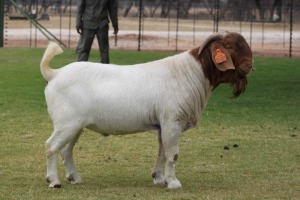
[237,60,254,76]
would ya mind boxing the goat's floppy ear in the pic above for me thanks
[210,42,235,72]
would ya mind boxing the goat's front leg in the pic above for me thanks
[161,122,182,189]
[60,131,83,185]
[152,129,166,185]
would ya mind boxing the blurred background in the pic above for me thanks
[1,0,300,57]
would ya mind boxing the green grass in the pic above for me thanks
[0,47,299,199]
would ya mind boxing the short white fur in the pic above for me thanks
[42,41,213,189]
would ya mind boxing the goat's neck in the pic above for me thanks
[168,52,213,124]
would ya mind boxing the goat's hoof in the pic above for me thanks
[66,174,83,185]
[46,176,62,188]
[52,184,62,188]
[152,172,166,185]
[71,179,83,185]
[48,182,62,188]
[167,179,182,189]
[153,177,166,185]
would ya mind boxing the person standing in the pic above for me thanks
[76,0,118,63]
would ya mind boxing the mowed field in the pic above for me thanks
[0,47,299,199]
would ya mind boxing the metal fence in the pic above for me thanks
[2,0,300,57]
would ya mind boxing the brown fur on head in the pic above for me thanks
[192,32,253,97]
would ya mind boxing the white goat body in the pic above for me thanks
[42,42,211,189]
[41,32,253,189]
[45,51,211,136]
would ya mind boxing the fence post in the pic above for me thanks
[213,0,219,33]
[0,0,4,47]
[175,0,179,52]
[138,0,143,51]
[289,0,293,58]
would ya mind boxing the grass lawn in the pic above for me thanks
[0,47,299,199]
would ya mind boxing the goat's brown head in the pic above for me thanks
[194,32,253,97]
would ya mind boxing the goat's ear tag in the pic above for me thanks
[211,43,235,71]
[215,49,227,64]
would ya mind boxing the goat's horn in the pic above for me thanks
[198,33,224,55]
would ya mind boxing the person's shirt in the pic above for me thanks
[76,0,118,30]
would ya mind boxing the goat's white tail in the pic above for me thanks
[40,41,63,81]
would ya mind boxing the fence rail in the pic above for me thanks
[2,0,300,57]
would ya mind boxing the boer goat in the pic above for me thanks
[41,32,253,189]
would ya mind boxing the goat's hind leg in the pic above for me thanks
[60,131,83,185]
[152,129,166,185]
[45,141,61,188]
[45,126,82,188]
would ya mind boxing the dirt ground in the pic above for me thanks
[3,17,300,57]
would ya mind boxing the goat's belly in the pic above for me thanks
[86,118,155,135]
[82,89,160,135]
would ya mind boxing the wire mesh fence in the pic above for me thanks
[3,0,300,57]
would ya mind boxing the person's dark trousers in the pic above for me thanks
[77,25,110,64]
